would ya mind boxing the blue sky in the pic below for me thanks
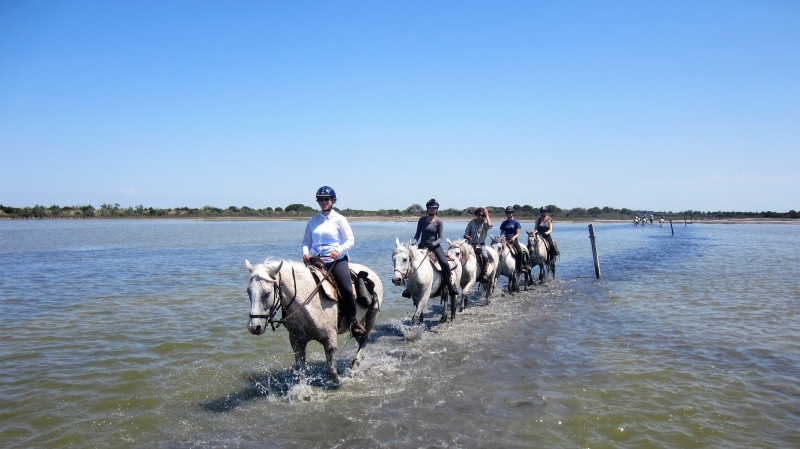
[1,1,798,212]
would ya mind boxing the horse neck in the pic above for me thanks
[406,245,431,279]
[276,261,308,306]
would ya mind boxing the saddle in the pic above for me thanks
[535,236,560,261]
[306,262,377,309]
[506,242,528,259]
[426,251,459,273]
[471,244,495,264]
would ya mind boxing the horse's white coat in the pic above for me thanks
[526,231,554,284]
[446,239,498,308]
[244,258,383,384]
[391,238,462,325]
[490,234,526,293]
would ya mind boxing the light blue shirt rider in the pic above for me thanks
[302,209,354,263]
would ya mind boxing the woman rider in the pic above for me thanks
[534,206,558,261]
[302,186,365,336]
[411,199,459,299]
[464,207,493,282]
[499,206,527,272]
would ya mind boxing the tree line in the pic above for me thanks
[1,203,798,220]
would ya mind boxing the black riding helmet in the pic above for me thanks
[540,206,549,213]
[426,199,439,209]
[505,206,515,214]
[315,186,336,199]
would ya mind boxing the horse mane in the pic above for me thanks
[450,239,474,259]
[251,257,295,282]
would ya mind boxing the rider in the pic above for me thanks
[464,207,493,283]
[499,206,527,273]
[412,199,459,299]
[535,206,558,261]
[302,186,365,336]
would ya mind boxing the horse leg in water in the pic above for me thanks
[289,335,308,381]
[321,335,340,385]
[352,306,379,369]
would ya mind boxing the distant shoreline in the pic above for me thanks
[2,215,798,225]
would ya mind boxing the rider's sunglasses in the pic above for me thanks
[317,197,332,202]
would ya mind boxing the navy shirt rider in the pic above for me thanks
[500,217,521,241]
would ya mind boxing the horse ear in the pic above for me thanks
[447,238,452,245]
[395,237,401,247]
[526,230,534,236]
[245,259,255,272]
[268,261,284,278]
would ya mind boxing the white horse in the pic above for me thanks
[446,239,499,308]
[659,218,665,227]
[526,231,555,284]
[391,239,462,325]
[634,216,640,226]
[490,234,526,293]
[244,259,383,385]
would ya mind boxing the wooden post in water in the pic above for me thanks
[588,224,601,278]
[670,219,674,235]
[684,216,687,227]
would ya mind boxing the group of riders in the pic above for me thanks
[635,214,664,225]
[301,185,559,337]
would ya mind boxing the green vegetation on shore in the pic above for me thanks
[1,203,798,220]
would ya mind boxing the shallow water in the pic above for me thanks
[1,219,799,448]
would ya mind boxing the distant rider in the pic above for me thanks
[535,206,558,261]
[499,206,527,272]
[412,199,459,299]
[464,207,493,282]
[302,186,365,336]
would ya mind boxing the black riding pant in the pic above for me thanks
[326,256,357,320]
[422,244,451,280]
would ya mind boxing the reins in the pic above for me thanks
[251,259,338,331]
[395,245,429,286]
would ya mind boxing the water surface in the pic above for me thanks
[1,219,798,448]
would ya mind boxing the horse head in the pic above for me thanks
[391,238,412,286]
[244,259,283,335]
[490,234,508,256]
[526,230,538,250]
[446,238,471,266]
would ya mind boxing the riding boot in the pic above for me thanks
[350,316,365,337]
[344,293,365,336]
[443,272,458,297]
[402,289,411,298]
[480,259,489,283]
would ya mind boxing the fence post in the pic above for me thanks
[588,224,601,279]
[670,219,674,235]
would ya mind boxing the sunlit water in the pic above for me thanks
[1,219,798,448]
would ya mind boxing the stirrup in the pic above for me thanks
[350,320,366,336]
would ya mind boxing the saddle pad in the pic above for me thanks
[426,251,459,272]
[308,266,340,302]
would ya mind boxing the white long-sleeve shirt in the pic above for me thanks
[302,210,354,263]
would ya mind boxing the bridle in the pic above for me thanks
[393,244,428,286]
[250,261,339,331]
[249,264,298,332]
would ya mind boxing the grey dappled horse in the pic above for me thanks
[245,259,383,385]
[526,230,555,284]
[391,239,462,325]
[446,239,499,307]
[490,234,528,293]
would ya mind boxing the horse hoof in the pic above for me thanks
[351,359,360,370]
